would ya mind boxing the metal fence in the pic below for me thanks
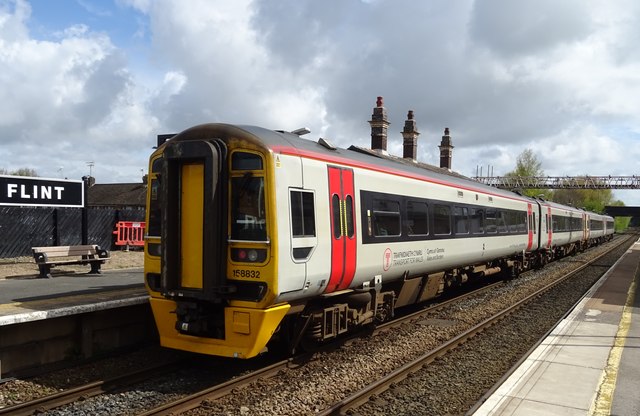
[0,206,145,258]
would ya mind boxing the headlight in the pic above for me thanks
[231,248,267,263]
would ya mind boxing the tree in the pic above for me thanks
[553,186,613,213]
[504,149,553,199]
[0,168,39,177]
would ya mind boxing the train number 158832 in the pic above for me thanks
[232,269,261,279]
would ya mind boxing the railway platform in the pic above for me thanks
[0,268,146,325]
[472,237,640,416]
[0,268,150,376]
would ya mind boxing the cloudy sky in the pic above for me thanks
[1,0,639,204]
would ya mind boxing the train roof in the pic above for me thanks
[168,123,535,203]
[240,124,536,203]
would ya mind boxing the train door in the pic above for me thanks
[161,139,227,300]
[546,206,553,248]
[583,213,589,241]
[527,203,534,250]
[326,166,357,293]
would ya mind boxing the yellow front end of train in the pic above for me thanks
[147,298,289,358]
[143,125,289,358]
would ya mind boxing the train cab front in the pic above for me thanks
[144,128,288,359]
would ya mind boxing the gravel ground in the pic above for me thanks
[356,241,631,415]
[182,238,630,416]
[0,346,181,409]
[0,236,631,416]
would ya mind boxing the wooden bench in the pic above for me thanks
[32,245,110,279]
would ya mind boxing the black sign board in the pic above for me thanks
[0,175,84,207]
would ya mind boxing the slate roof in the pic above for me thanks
[87,182,147,207]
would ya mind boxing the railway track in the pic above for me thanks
[4,235,631,415]
[0,361,184,416]
[134,280,503,416]
[323,233,637,415]
[139,235,632,416]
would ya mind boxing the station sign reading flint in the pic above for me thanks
[0,175,84,207]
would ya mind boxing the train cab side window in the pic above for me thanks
[232,152,263,170]
[454,206,469,234]
[433,204,451,235]
[407,201,428,236]
[290,190,316,237]
[372,199,401,237]
[147,156,163,238]
[148,178,161,237]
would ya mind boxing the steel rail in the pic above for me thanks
[137,236,628,416]
[136,358,293,416]
[317,234,634,416]
[137,281,504,415]
[0,361,184,416]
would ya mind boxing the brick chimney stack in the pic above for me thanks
[439,127,454,170]
[369,96,389,153]
[402,110,420,161]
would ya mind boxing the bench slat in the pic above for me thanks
[32,245,99,256]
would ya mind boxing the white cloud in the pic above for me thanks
[0,0,155,181]
[1,0,639,206]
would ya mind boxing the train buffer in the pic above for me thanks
[113,221,146,250]
[32,244,110,279]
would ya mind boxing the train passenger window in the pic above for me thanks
[332,194,342,239]
[497,211,508,233]
[516,212,527,233]
[553,216,569,232]
[504,211,525,233]
[454,206,469,234]
[433,204,451,235]
[232,152,263,171]
[485,209,497,233]
[558,217,564,232]
[407,201,428,235]
[572,217,582,231]
[230,175,267,241]
[345,195,355,238]
[372,199,401,237]
[290,190,316,238]
[470,208,484,234]
[503,211,513,233]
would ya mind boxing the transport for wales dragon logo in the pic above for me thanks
[383,248,392,271]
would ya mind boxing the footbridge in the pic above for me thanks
[472,175,640,190]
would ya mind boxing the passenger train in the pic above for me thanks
[144,123,614,359]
